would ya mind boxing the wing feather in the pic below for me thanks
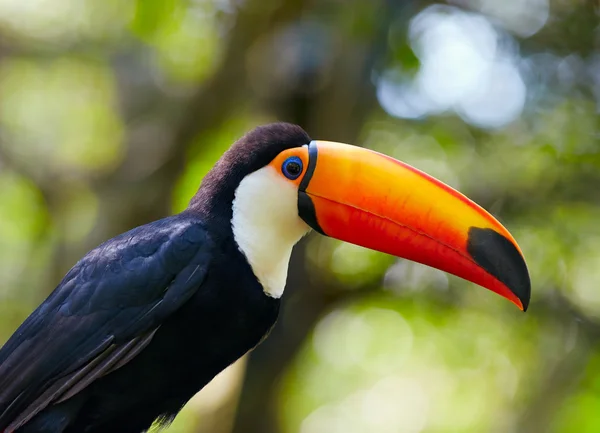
[0,214,213,431]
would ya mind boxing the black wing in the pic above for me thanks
[0,214,213,431]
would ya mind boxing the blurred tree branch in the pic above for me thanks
[230,1,415,432]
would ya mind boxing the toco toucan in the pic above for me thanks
[0,123,530,433]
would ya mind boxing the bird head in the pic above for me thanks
[192,123,530,310]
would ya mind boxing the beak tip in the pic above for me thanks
[467,227,531,312]
[520,290,530,312]
[517,296,529,312]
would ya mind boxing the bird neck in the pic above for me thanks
[230,167,310,298]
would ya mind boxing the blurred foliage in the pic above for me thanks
[130,0,222,82]
[0,58,124,172]
[0,0,598,432]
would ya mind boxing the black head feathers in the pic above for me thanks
[188,123,311,217]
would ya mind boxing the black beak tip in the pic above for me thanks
[521,294,530,312]
[467,227,531,312]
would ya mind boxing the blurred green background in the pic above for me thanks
[0,0,598,432]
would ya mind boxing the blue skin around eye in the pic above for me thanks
[282,157,303,180]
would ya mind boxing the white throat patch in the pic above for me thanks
[231,166,310,298]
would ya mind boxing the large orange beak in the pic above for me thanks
[298,141,530,310]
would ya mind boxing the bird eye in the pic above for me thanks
[282,156,303,180]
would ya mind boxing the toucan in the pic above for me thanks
[0,123,530,433]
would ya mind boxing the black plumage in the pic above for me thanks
[0,123,311,433]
